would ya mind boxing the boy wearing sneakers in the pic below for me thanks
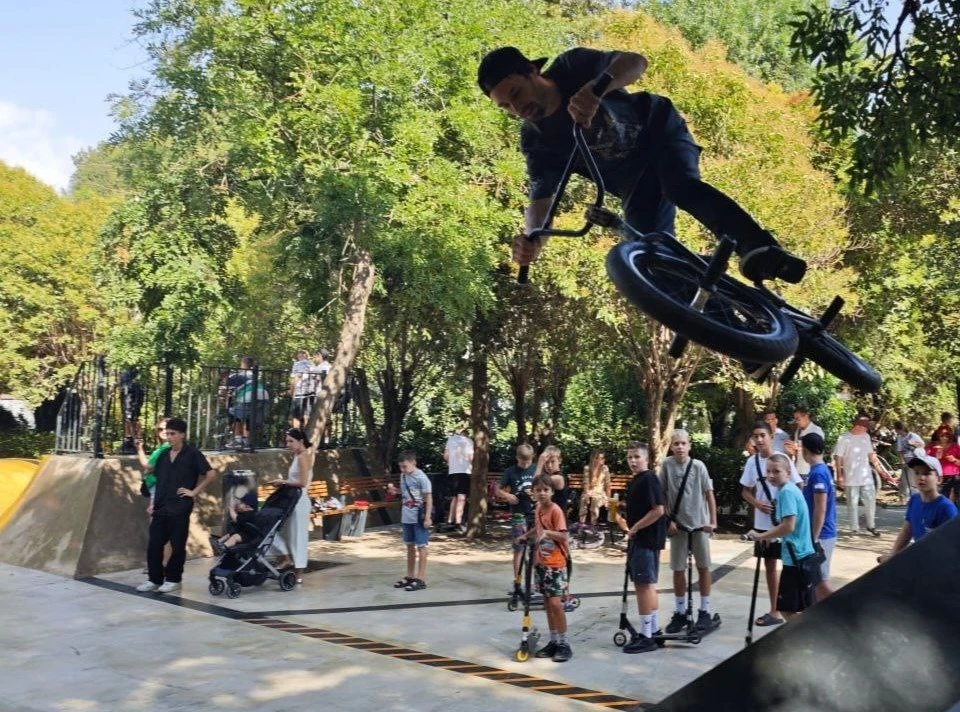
[529,473,572,662]
[619,441,666,653]
[659,429,718,634]
[387,450,433,592]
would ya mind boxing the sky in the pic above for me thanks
[0,1,148,192]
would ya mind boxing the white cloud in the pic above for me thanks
[0,101,87,193]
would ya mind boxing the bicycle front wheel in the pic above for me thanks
[606,241,798,363]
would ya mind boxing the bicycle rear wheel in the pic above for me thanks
[606,241,798,363]
[795,327,882,393]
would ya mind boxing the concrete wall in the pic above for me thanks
[0,448,372,579]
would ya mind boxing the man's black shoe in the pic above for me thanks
[740,245,807,284]
[623,634,658,654]
[665,611,688,634]
[534,641,558,658]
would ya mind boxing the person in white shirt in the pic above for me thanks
[442,428,474,532]
[833,415,896,536]
[893,421,924,502]
[289,349,315,428]
[784,407,825,479]
[763,410,791,454]
[740,419,802,627]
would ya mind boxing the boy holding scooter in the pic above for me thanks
[529,473,572,662]
[618,441,666,653]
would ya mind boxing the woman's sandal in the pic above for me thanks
[394,576,414,588]
[404,578,427,591]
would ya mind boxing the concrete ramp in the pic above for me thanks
[654,516,960,712]
[0,448,370,578]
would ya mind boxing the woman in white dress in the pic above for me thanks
[272,427,314,583]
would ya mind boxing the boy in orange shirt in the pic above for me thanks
[529,472,572,662]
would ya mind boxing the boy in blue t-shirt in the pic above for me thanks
[801,432,837,600]
[878,454,958,564]
[748,453,817,618]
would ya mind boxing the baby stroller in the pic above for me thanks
[208,485,302,599]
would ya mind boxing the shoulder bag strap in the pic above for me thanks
[755,454,779,526]
[670,459,695,521]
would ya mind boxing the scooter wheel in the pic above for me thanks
[507,600,519,612]
[655,637,666,648]
[515,647,530,662]
[570,597,581,609]
[613,631,627,647]
[690,634,702,645]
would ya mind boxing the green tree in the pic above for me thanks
[638,0,821,89]
[0,163,119,404]
[791,0,960,187]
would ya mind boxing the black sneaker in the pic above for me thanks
[868,527,882,537]
[696,609,713,632]
[552,642,572,662]
[623,634,658,654]
[740,244,807,284]
[535,641,558,658]
[665,611,688,634]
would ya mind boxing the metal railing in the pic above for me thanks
[55,358,363,456]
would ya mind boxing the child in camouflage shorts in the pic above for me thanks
[529,473,572,662]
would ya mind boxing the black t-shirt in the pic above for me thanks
[521,47,687,202]
[550,471,570,515]
[153,445,212,517]
[500,463,537,518]
[625,470,667,550]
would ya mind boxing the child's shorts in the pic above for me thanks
[776,564,814,613]
[534,563,568,598]
[628,546,660,584]
[511,516,533,553]
[669,529,711,571]
[402,523,430,548]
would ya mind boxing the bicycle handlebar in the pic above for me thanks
[517,82,608,284]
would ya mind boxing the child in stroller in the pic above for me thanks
[208,484,302,599]
[210,490,259,552]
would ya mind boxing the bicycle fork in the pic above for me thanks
[668,236,737,359]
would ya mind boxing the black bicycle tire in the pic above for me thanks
[606,242,798,363]
[796,328,882,393]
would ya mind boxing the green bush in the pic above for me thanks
[693,445,748,515]
[0,430,55,459]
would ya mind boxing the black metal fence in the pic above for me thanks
[55,357,363,456]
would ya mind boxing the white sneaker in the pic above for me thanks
[157,581,182,594]
[136,581,160,593]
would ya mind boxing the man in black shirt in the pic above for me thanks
[478,46,806,285]
[619,441,667,653]
[136,417,216,594]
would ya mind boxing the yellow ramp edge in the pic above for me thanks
[0,457,43,534]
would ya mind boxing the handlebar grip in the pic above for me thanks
[517,265,529,284]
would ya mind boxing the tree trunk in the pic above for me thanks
[305,249,375,476]
[466,343,491,539]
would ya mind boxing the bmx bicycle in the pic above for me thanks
[517,102,881,393]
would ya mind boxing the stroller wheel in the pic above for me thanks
[208,578,226,596]
[226,581,242,599]
[279,570,298,592]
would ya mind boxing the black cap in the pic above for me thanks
[477,47,547,96]
[800,432,825,455]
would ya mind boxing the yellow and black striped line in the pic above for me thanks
[239,616,648,709]
[83,576,649,709]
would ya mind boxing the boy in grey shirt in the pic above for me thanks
[387,450,433,591]
[659,429,717,633]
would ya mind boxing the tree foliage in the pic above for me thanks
[791,0,960,188]
[0,163,118,404]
